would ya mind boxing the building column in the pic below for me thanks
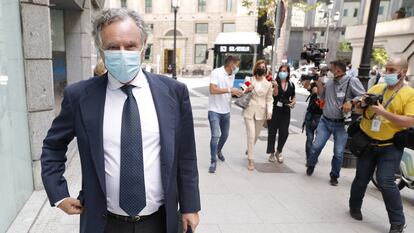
[20,0,55,190]
[65,2,93,84]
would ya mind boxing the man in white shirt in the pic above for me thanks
[41,8,200,233]
[208,56,243,173]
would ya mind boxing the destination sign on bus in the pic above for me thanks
[218,45,252,53]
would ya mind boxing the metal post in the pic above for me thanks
[357,0,380,90]
[172,7,177,80]
[271,0,283,74]
[325,9,330,49]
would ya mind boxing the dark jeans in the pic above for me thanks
[349,145,405,225]
[307,116,348,178]
[305,112,321,162]
[267,107,290,154]
[104,207,166,233]
[208,111,230,162]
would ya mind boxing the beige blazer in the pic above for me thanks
[243,76,274,120]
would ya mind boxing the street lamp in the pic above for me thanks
[358,0,380,90]
[325,1,334,50]
[171,0,180,80]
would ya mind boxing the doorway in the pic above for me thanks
[164,49,173,73]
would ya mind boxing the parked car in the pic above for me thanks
[290,65,315,80]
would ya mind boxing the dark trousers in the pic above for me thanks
[104,207,167,233]
[305,112,321,161]
[267,107,290,154]
[349,145,405,225]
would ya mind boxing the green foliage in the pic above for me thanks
[338,41,352,52]
[371,48,389,66]
[241,0,321,15]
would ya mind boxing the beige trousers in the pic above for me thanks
[244,117,266,160]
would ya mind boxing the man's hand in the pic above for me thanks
[182,213,199,233]
[271,80,278,88]
[58,197,84,215]
[370,100,386,116]
[231,88,243,97]
[302,80,311,90]
[342,101,353,113]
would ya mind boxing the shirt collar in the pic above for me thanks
[221,66,233,77]
[107,69,146,90]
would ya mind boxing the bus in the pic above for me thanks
[213,32,260,88]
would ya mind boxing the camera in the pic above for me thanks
[343,111,352,124]
[301,74,319,81]
[364,94,383,106]
[301,43,328,67]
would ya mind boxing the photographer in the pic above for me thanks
[306,60,365,186]
[302,67,329,164]
[349,57,414,233]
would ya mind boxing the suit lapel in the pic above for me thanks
[145,71,176,192]
[79,75,108,195]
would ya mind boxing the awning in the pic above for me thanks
[214,32,260,45]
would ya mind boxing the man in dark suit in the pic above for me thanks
[41,8,200,233]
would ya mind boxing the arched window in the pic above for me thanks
[165,29,183,37]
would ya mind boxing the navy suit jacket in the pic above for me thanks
[41,71,201,233]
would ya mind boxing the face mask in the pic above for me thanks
[384,73,400,86]
[256,68,266,76]
[323,75,330,83]
[232,66,239,75]
[279,71,288,80]
[104,50,143,83]
[327,71,335,79]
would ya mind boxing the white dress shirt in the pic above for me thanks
[103,70,164,216]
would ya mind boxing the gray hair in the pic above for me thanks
[93,8,148,51]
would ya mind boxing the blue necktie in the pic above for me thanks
[119,85,146,216]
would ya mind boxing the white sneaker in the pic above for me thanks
[268,153,276,163]
[276,152,284,163]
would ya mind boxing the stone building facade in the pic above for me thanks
[0,0,105,231]
[105,0,256,75]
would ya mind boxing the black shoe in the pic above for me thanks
[330,176,339,186]
[306,166,314,176]
[389,224,406,233]
[349,208,363,221]
[208,162,217,173]
[217,151,225,162]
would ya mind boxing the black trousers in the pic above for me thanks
[104,207,166,233]
[267,107,290,154]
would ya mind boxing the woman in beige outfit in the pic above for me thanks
[243,60,274,171]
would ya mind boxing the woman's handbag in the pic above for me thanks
[234,92,253,109]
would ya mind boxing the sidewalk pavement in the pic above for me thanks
[8,79,414,233]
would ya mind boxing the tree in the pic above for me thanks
[338,41,352,52]
[242,0,322,18]
[371,48,389,66]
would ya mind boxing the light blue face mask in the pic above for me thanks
[279,71,288,80]
[104,50,143,83]
[384,73,400,86]
[232,66,239,75]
